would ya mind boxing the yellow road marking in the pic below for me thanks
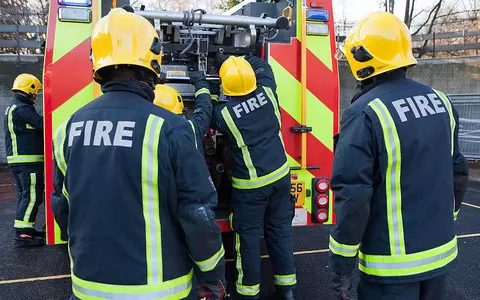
[0,274,70,285]
[1,233,480,285]
[463,202,480,209]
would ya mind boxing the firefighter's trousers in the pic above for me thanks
[11,164,44,233]
[358,275,446,300]
[231,175,296,298]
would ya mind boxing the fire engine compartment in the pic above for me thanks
[138,1,296,217]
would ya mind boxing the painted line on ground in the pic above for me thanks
[463,202,480,209]
[1,233,479,285]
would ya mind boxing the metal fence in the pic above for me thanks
[450,94,480,159]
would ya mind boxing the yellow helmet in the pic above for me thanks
[153,84,184,115]
[91,8,162,81]
[219,56,256,96]
[12,74,42,97]
[342,11,417,81]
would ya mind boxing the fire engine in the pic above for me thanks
[42,0,340,244]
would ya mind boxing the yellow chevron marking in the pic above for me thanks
[52,82,94,131]
[270,58,333,152]
[52,20,92,63]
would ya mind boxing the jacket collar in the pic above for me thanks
[351,68,407,104]
[14,93,34,105]
[100,80,155,102]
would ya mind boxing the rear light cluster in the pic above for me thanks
[312,178,330,223]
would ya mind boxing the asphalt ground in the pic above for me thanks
[0,166,479,300]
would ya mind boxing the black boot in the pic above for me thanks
[271,289,295,300]
[14,233,44,247]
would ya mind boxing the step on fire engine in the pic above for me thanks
[43,0,339,244]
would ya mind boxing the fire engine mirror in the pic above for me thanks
[58,7,92,23]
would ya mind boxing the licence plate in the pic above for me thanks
[290,181,305,206]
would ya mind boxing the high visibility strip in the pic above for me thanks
[7,104,18,156]
[236,283,260,297]
[195,87,210,97]
[235,233,244,286]
[23,173,37,223]
[14,220,35,229]
[221,107,257,179]
[434,90,456,156]
[273,274,297,286]
[52,21,92,63]
[188,120,198,149]
[26,124,35,130]
[71,269,193,299]
[280,108,333,179]
[232,161,290,189]
[359,237,457,277]
[329,236,360,258]
[270,57,333,152]
[454,210,460,221]
[53,122,68,176]
[52,83,94,131]
[49,38,94,112]
[194,245,225,272]
[7,155,44,164]
[142,115,164,284]
[369,99,405,256]
[269,40,338,115]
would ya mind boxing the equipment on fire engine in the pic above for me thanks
[311,178,330,223]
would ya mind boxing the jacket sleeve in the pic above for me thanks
[17,105,43,131]
[451,104,469,221]
[170,124,225,281]
[244,55,277,91]
[210,102,226,133]
[50,123,69,240]
[329,108,376,276]
[188,79,213,143]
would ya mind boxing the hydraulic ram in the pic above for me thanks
[135,9,290,30]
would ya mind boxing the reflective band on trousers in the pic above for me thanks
[368,99,405,256]
[14,220,34,228]
[434,89,456,156]
[7,104,18,156]
[221,107,257,179]
[71,269,193,300]
[236,283,260,296]
[274,274,297,286]
[232,161,290,189]
[359,237,457,277]
[23,173,37,223]
[142,115,164,284]
[329,236,360,258]
[7,155,44,164]
[194,244,225,272]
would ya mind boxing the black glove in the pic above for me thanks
[196,279,227,300]
[189,71,207,86]
[214,53,229,69]
[331,272,354,300]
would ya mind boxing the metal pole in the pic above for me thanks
[134,9,289,29]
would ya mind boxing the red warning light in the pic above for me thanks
[316,209,328,222]
[316,179,329,192]
[316,194,328,207]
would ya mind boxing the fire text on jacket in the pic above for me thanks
[392,93,446,122]
[68,120,136,147]
[232,92,268,119]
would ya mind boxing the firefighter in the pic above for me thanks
[329,12,469,300]
[50,7,226,300]
[212,54,296,300]
[153,71,214,150]
[4,73,45,247]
